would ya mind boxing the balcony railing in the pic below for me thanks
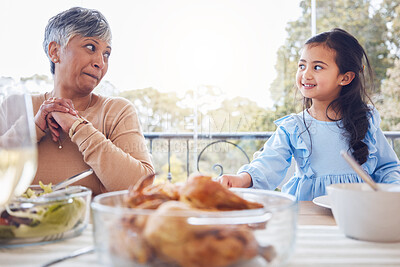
[144,131,400,181]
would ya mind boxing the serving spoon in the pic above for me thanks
[34,169,94,199]
[8,169,94,209]
[340,150,380,191]
[52,168,94,191]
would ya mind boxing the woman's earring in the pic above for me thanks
[53,58,58,63]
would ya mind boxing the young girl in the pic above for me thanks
[218,28,400,201]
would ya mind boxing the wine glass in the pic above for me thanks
[0,92,37,207]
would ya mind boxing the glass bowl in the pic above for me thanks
[91,188,297,267]
[0,185,91,247]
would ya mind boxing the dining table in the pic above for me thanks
[1,201,400,267]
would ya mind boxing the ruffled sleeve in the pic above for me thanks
[363,107,400,184]
[362,107,379,173]
[238,114,315,189]
[278,114,316,181]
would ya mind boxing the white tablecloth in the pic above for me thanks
[291,226,400,266]
[1,225,400,267]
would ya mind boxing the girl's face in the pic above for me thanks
[296,44,345,104]
[55,35,112,95]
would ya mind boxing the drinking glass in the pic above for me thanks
[0,92,37,207]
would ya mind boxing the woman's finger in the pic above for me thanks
[63,98,75,109]
[60,98,78,115]
[46,114,60,130]
[48,120,59,129]
[49,128,59,142]
[48,123,60,140]
[47,98,77,115]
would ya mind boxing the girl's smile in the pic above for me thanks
[301,83,316,89]
[296,44,344,104]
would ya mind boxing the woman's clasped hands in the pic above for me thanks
[35,96,79,143]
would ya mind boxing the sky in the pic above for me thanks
[0,0,302,108]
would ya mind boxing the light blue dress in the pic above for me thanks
[238,108,400,201]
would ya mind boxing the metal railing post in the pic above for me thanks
[186,139,189,179]
[167,139,172,182]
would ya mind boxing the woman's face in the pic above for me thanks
[56,35,111,94]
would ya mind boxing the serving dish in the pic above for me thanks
[0,185,91,247]
[91,175,298,267]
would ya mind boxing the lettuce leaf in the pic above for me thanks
[15,197,85,238]
[0,225,16,238]
[2,197,86,239]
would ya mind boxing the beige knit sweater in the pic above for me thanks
[31,93,154,195]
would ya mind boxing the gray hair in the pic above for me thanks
[43,7,112,74]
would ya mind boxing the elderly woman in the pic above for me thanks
[32,7,154,195]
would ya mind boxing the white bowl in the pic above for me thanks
[327,183,400,243]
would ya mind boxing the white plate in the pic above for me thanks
[312,195,331,209]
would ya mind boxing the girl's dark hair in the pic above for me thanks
[303,28,373,165]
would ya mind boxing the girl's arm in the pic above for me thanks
[237,127,294,190]
[364,107,400,184]
[370,128,400,184]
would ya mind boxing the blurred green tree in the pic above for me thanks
[376,1,400,131]
[378,58,400,130]
[119,87,191,132]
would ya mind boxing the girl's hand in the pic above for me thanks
[35,97,77,132]
[218,172,252,188]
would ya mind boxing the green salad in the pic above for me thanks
[0,182,86,239]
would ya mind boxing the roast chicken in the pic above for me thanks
[111,173,276,267]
